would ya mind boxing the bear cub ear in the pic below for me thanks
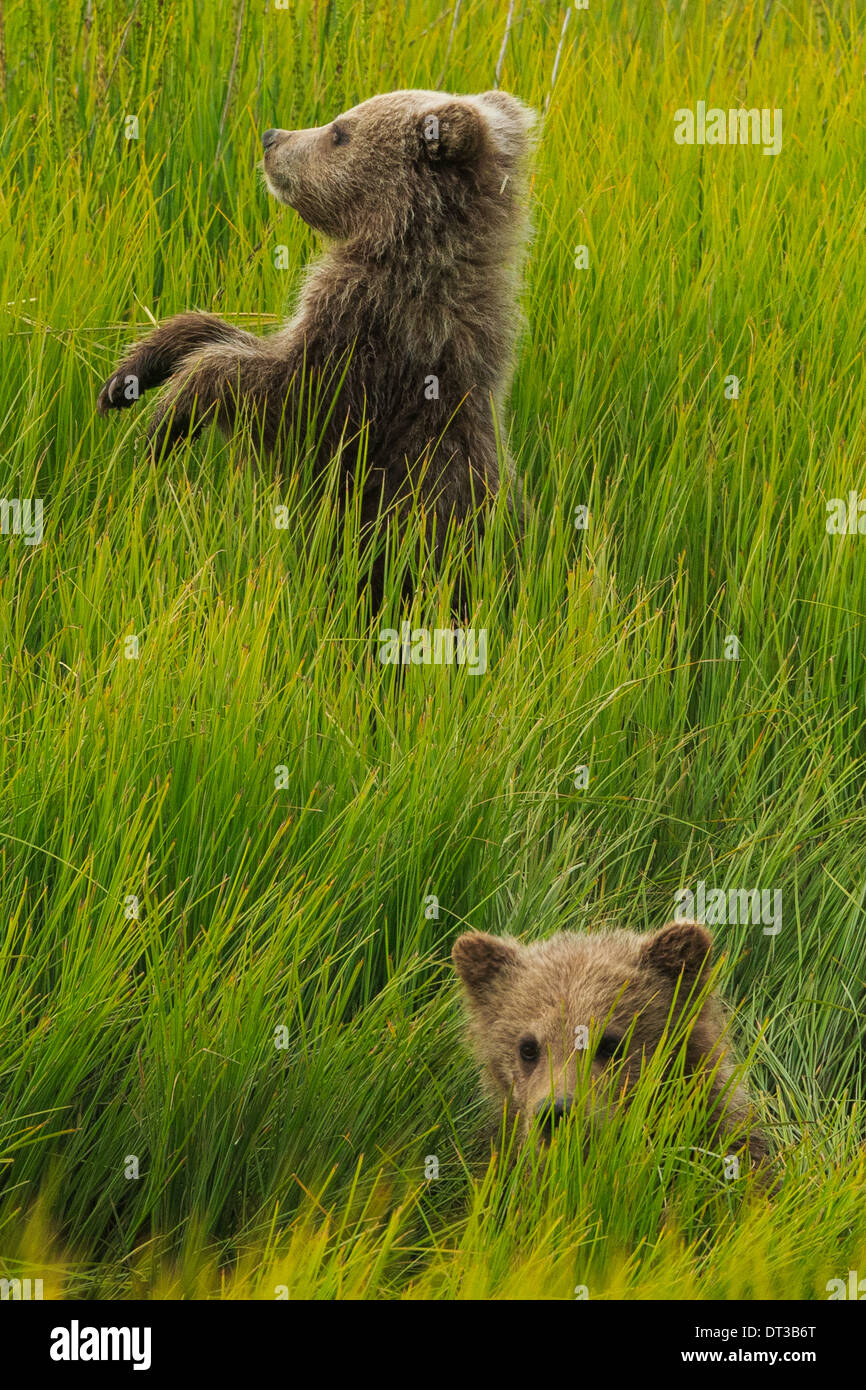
[452,931,520,997]
[640,920,713,984]
[420,102,484,163]
[477,90,538,151]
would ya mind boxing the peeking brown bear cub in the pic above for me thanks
[97,89,535,566]
[452,921,769,1166]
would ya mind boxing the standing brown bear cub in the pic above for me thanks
[97,89,535,555]
[453,921,769,1165]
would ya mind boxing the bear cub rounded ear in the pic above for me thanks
[640,920,713,984]
[452,931,520,996]
[420,103,484,163]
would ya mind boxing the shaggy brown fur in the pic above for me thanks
[452,921,769,1166]
[97,89,536,569]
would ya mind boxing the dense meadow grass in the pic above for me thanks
[1,0,865,1299]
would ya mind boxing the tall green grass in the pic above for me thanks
[1,0,864,1297]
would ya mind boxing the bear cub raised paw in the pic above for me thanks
[452,920,769,1166]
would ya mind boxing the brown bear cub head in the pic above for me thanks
[261,89,539,248]
[261,88,535,251]
[452,922,768,1164]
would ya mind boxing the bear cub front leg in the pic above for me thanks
[144,339,284,457]
[96,311,257,414]
[144,363,220,456]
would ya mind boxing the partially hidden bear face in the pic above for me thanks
[260,88,536,244]
[452,921,720,1141]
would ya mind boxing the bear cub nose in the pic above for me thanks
[261,129,283,150]
[535,1098,570,1139]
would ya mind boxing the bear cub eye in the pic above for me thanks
[518,1036,540,1065]
[595,1032,623,1062]
[332,123,349,147]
